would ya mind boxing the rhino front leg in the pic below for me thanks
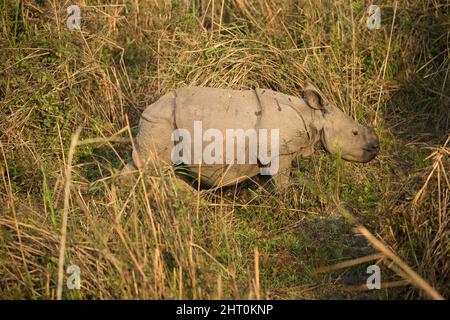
[270,154,294,190]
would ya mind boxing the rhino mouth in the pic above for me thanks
[342,147,379,163]
[361,148,379,162]
[363,147,379,153]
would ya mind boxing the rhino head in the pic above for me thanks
[303,82,380,163]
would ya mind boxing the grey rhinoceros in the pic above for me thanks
[122,82,379,188]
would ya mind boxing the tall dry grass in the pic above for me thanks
[0,0,448,299]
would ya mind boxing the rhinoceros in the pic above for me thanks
[122,82,379,188]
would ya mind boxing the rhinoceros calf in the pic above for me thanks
[123,82,379,188]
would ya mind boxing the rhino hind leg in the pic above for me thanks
[118,161,139,185]
[133,92,176,169]
[120,92,196,189]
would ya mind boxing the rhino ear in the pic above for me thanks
[303,81,325,112]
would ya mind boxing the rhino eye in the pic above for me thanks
[352,129,358,136]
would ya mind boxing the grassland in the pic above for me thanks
[0,0,448,299]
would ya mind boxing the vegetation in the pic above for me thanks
[0,0,448,299]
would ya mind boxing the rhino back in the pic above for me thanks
[174,87,259,132]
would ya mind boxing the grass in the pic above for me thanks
[0,0,448,299]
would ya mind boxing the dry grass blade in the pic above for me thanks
[344,280,411,292]
[254,247,260,300]
[374,0,398,125]
[353,225,444,300]
[190,242,232,277]
[333,202,444,300]
[315,253,385,274]
[413,134,450,207]
[56,128,81,300]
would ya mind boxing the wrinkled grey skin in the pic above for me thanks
[122,82,379,188]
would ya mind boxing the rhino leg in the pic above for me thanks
[119,93,176,184]
[120,92,199,191]
[118,161,139,185]
[133,92,176,169]
[270,154,294,190]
